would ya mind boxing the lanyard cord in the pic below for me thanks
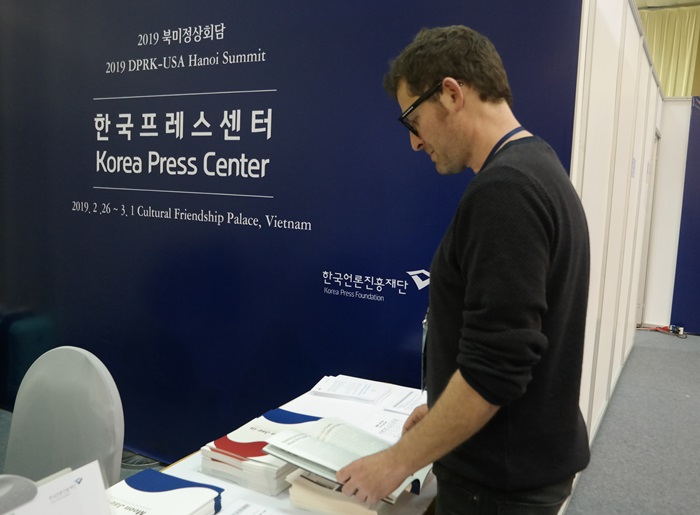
[481,126,525,170]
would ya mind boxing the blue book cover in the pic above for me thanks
[108,468,224,514]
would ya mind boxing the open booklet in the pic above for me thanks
[263,417,430,504]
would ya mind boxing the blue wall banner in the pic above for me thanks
[671,98,700,333]
[0,1,583,461]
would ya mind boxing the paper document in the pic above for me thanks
[12,461,110,515]
[311,375,391,404]
[384,389,427,416]
[354,412,405,443]
[228,500,287,515]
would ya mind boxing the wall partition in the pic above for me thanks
[671,98,700,333]
[644,98,691,328]
[0,1,584,461]
[572,0,662,437]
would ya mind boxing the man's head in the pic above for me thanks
[385,26,518,175]
[384,25,513,108]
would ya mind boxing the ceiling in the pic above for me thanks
[636,0,700,8]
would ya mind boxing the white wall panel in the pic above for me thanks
[581,0,626,434]
[643,98,691,325]
[572,0,663,439]
[572,0,596,418]
[623,53,652,363]
[634,69,663,330]
[574,0,622,430]
[609,7,644,389]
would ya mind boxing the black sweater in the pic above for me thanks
[426,136,590,491]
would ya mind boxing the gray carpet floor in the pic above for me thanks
[567,329,700,514]
[1,329,698,512]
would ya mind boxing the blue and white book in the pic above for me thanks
[107,468,224,515]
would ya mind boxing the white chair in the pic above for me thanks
[2,346,124,486]
[0,474,37,513]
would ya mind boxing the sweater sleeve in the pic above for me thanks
[453,166,553,406]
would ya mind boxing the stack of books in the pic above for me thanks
[200,408,320,496]
[263,416,430,510]
[286,469,390,515]
[107,468,224,515]
[194,375,433,511]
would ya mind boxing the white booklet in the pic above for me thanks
[11,461,111,515]
[263,418,430,504]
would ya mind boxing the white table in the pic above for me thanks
[164,375,437,514]
[165,451,436,514]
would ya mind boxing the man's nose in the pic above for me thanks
[410,132,424,151]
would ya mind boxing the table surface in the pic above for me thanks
[163,375,437,514]
[165,451,436,514]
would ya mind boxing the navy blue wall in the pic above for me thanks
[671,98,700,334]
[0,1,583,461]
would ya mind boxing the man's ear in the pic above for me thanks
[441,77,465,112]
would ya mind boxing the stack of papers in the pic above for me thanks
[200,408,320,496]
[310,375,391,404]
[107,468,223,515]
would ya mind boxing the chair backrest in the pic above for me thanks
[0,474,37,513]
[2,346,124,486]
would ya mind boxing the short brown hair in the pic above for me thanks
[384,25,513,108]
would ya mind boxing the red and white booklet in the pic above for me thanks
[201,408,321,474]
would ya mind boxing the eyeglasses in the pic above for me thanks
[398,81,443,137]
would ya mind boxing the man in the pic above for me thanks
[337,26,591,514]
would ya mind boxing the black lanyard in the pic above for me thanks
[482,126,525,170]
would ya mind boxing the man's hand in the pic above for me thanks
[336,449,410,506]
[337,373,498,506]
[335,405,427,505]
[403,404,429,434]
